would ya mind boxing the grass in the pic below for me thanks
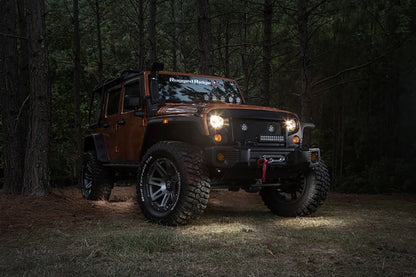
[1,195,415,276]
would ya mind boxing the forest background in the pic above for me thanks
[1,0,416,194]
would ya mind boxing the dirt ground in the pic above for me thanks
[0,186,264,234]
[1,185,415,234]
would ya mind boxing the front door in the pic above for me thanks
[117,77,146,162]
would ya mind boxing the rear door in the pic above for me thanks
[102,85,122,161]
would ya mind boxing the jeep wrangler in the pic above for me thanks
[81,64,330,225]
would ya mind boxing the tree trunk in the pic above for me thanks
[240,0,249,99]
[170,0,183,72]
[262,0,273,106]
[73,0,82,183]
[23,0,51,196]
[138,0,145,70]
[197,0,213,75]
[149,0,157,65]
[0,0,25,194]
[224,19,230,78]
[171,0,177,71]
[17,0,29,146]
[298,0,312,145]
[95,0,103,82]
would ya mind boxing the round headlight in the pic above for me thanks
[285,119,297,132]
[210,115,224,129]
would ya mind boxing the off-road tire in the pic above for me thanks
[137,141,210,226]
[80,151,113,200]
[260,161,330,217]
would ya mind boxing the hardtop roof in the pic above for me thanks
[93,69,142,92]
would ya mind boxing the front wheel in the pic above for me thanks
[137,142,210,226]
[260,161,330,217]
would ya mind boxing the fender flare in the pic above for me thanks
[83,133,108,162]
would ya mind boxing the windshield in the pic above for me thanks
[157,74,243,104]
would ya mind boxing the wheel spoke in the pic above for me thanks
[149,179,163,187]
[155,161,168,177]
[160,193,170,207]
[151,188,164,201]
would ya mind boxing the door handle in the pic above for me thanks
[117,119,125,125]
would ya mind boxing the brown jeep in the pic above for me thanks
[81,64,330,225]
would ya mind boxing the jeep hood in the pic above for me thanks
[156,103,297,118]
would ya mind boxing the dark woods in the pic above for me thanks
[1,0,50,195]
[1,0,415,194]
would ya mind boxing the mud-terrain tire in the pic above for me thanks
[80,151,113,200]
[137,141,210,226]
[260,161,330,217]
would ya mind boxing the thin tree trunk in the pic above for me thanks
[95,0,103,82]
[73,0,82,183]
[197,0,213,75]
[240,0,249,99]
[170,0,183,72]
[23,0,51,196]
[138,0,145,70]
[149,0,157,65]
[224,19,230,78]
[17,0,29,144]
[298,0,312,145]
[262,0,273,106]
[0,0,25,194]
[171,0,177,71]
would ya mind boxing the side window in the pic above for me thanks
[106,88,121,116]
[123,79,142,112]
[89,88,105,125]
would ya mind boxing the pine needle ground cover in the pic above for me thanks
[1,187,415,276]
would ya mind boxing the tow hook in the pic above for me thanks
[257,157,269,183]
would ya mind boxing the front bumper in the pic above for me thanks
[205,146,320,169]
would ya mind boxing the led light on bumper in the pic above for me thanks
[259,135,284,142]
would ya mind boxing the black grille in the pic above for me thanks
[208,109,291,146]
[231,118,285,145]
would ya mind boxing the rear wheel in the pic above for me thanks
[137,142,210,226]
[260,161,330,217]
[80,151,113,200]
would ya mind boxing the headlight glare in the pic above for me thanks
[210,115,224,129]
[285,119,297,132]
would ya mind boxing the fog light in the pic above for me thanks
[162,119,168,124]
[217,152,225,162]
[292,136,300,144]
[214,134,222,142]
[311,152,319,163]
